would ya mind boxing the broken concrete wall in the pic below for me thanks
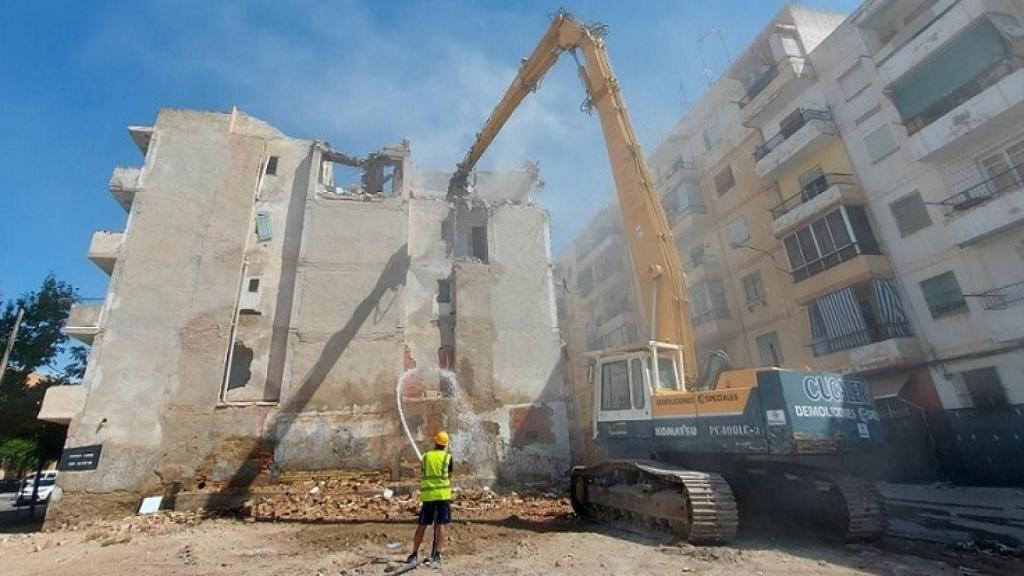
[49,108,568,524]
[454,204,569,483]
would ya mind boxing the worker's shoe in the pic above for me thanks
[430,552,442,566]
[405,553,419,565]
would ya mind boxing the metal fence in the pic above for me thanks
[810,322,912,356]
[753,108,832,160]
[941,161,1024,216]
[770,173,856,219]
[978,280,1024,310]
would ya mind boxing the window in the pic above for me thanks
[756,332,784,367]
[255,211,272,242]
[630,358,646,410]
[798,165,825,188]
[471,226,488,262]
[920,271,968,317]
[691,279,728,323]
[714,166,735,195]
[846,206,878,246]
[703,119,723,149]
[864,125,898,163]
[921,270,966,315]
[783,207,880,282]
[578,266,594,295]
[437,279,451,304]
[689,245,706,267]
[265,156,279,176]
[741,272,766,306]
[600,360,630,411]
[978,138,1024,194]
[726,215,749,247]
[247,278,260,293]
[890,191,932,237]
[838,60,870,100]
[953,367,1008,409]
[650,357,680,390]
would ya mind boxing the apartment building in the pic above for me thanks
[810,0,1024,483]
[554,204,638,463]
[735,6,932,414]
[39,108,569,522]
[557,2,1024,483]
[555,5,850,462]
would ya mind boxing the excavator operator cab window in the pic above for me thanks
[651,356,680,391]
[600,360,630,411]
[630,358,646,410]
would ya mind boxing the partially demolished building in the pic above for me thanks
[40,108,568,521]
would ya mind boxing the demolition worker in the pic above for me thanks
[407,431,453,566]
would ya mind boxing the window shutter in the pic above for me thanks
[889,191,932,237]
[255,212,272,242]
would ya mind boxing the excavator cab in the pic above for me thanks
[587,342,683,439]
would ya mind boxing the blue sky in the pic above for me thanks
[0,0,861,301]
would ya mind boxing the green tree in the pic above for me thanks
[0,275,80,468]
[0,437,38,477]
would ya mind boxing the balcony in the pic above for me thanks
[658,158,699,186]
[669,204,710,237]
[686,254,724,284]
[771,174,865,237]
[813,324,925,374]
[87,230,124,275]
[979,280,1024,311]
[754,110,838,180]
[978,280,1024,342]
[109,166,142,212]
[128,125,154,155]
[692,308,738,345]
[906,62,1024,161]
[940,162,1024,246]
[64,300,103,344]
[877,0,1016,85]
[37,385,86,425]
[792,250,892,305]
[739,57,817,128]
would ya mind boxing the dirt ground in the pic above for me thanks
[2,508,1021,576]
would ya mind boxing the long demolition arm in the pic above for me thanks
[449,11,699,383]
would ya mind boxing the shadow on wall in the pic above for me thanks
[218,243,411,491]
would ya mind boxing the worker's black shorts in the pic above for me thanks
[418,500,451,525]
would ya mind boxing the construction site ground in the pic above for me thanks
[2,474,1022,576]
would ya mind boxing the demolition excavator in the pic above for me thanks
[447,11,886,544]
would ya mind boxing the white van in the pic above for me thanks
[14,470,58,506]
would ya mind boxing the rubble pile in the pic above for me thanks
[241,475,571,523]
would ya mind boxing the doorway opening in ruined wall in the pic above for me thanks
[318,146,405,197]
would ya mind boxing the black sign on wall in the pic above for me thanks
[58,444,103,471]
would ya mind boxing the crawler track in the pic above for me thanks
[832,474,887,541]
[728,464,887,541]
[570,461,738,544]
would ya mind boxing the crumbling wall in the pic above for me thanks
[454,204,569,484]
[49,109,570,525]
[51,109,287,523]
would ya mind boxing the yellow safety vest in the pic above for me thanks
[419,449,453,502]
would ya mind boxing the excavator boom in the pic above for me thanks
[451,11,886,545]
[449,11,699,385]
